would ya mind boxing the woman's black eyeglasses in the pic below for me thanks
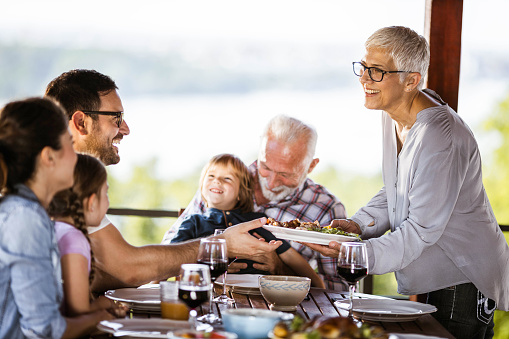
[352,62,412,82]
[81,111,124,128]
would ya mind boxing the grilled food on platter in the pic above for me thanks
[265,218,360,239]
[272,315,389,339]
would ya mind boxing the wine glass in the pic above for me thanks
[178,264,211,330]
[336,242,369,319]
[196,238,228,324]
[212,229,235,305]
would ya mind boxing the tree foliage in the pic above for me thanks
[106,158,200,245]
[483,94,509,224]
[482,92,509,339]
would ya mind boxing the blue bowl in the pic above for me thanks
[222,309,293,339]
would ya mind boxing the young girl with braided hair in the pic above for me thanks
[49,153,125,317]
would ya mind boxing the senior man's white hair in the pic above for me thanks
[260,114,317,169]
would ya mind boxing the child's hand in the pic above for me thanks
[108,302,128,318]
[93,295,128,318]
[251,251,283,274]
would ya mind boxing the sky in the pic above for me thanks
[2,0,509,180]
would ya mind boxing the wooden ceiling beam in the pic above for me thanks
[424,0,463,112]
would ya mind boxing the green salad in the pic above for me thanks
[304,225,360,239]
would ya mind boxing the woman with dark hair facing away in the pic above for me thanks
[171,153,324,288]
[49,153,127,317]
[0,98,117,338]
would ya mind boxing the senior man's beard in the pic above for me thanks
[258,172,307,203]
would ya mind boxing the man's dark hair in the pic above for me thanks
[45,69,118,120]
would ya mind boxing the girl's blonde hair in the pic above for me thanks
[200,153,253,213]
[48,153,107,286]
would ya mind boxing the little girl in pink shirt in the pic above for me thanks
[49,153,125,317]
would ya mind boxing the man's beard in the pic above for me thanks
[258,172,306,203]
[83,132,121,166]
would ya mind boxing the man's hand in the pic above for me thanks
[222,218,282,257]
[299,241,341,258]
[330,219,362,234]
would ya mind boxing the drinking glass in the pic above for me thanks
[196,238,228,324]
[178,264,211,330]
[336,242,369,318]
[160,280,189,320]
[212,229,235,304]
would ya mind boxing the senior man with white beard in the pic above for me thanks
[162,115,348,290]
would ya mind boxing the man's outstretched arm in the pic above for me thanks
[90,218,282,293]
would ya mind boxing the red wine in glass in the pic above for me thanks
[336,264,368,285]
[178,287,210,309]
[196,238,228,324]
[197,260,228,282]
[337,242,368,319]
[178,264,211,330]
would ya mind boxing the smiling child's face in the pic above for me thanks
[201,164,240,211]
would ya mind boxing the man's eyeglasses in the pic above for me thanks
[81,111,124,128]
[352,62,412,82]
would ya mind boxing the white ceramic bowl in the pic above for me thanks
[258,275,311,311]
[222,309,293,339]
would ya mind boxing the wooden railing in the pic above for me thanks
[107,207,180,218]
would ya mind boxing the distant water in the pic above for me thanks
[114,88,381,180]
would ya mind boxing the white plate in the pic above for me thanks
[263,225,359,245]
[105,287,161,312]
[97,318,190,338]
[350,299,437,322]
[215,274,262,295]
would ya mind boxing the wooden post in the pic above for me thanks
[424,0,464,112]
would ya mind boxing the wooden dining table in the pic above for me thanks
[217,287,454,339]
[95,286,455,339]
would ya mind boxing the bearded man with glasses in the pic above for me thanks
[45,70,130,166]
[45,69,284,293]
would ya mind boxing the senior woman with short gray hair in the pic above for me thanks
[304,26,509,339]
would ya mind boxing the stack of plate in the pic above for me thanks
[334,298,437,322]
[105,285,161,313]
[215,274,262,295]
